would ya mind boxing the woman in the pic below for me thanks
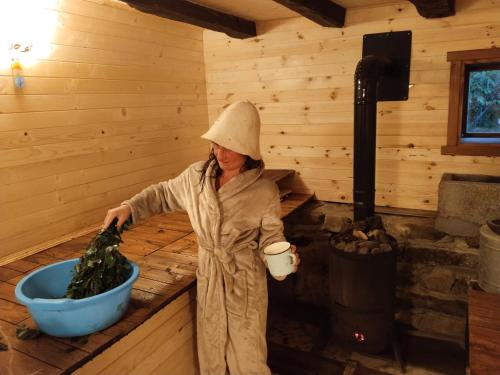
[103,101,299,375]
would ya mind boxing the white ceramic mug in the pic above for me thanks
[264,241,298,277]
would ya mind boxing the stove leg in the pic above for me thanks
[391,325,405,373]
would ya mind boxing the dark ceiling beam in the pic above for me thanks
[272,0,345,27]
[409,0,455,18]
[122,0,256,39]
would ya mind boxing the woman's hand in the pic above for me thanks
[103,205,132,230]
[290,244,301,273]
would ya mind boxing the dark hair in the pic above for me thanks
[198,150,264,191]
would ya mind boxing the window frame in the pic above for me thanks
[442,48,500,156]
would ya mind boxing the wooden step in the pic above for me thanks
[263,169,295,184]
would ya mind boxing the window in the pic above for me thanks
[442,48,500,156]
[462,64,500,140]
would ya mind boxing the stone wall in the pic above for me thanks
[282,201,479,346]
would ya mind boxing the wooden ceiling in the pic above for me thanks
[121,0,455,38]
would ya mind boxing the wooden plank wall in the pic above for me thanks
[203,0,500,211]
[0,0,209,263]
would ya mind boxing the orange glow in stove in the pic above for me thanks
[353,331,365,342]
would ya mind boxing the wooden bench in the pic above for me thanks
[0,170,312,375]
[468,285,500,375]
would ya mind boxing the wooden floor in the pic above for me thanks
[266,298,390,375]
[0,192,313,374]
[266,298,466,375]
[268,343,391,375]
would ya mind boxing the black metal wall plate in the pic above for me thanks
[362,31,412,101]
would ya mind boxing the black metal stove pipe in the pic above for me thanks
[353,55,390,222]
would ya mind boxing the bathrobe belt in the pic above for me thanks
[203,240,258,293]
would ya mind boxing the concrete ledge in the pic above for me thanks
[436,173,500,237]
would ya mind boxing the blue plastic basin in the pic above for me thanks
[15,258,139,337]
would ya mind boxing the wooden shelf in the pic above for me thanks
[0,211,198,375]
[263,169,295,184]
[281,193,314,218]
[468,286,500,374]
[263,169,303,205]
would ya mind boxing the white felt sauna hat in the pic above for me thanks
[201,101,262,160]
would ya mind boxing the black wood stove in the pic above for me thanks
[329,31,411,367]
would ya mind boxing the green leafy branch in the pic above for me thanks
[65,218,132,299]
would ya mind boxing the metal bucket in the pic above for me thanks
[479,224,500,294]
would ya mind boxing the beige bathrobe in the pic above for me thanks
[124,160,285,375]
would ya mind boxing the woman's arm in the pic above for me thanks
[103,165,193,229]
[258,186,301,279]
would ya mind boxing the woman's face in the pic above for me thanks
[212,143,246,172]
